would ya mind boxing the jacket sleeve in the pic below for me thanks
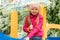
[27,15,43,38]
[23,16,29,33]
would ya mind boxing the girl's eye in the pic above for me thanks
[31,8,38,10]
[35,8,38,10]
[32,9,38,10]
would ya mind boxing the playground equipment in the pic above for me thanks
[10,3,60,40]
[10,11,18,38]
[39,3,60,40]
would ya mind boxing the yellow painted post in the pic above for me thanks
[45,24,60,38]
[39,3,46,40]
[10,11,18,38]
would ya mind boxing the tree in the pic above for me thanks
[47,0,60,24]
[0,11,10,35]
[47,0,60,37]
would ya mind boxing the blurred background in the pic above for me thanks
[0,0,60,38]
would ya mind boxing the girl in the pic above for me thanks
[23,3,44,40]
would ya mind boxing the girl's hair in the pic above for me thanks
[28,15,39,26]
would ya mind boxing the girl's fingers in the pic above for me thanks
[27,28,31,32]
[29,24,33,29]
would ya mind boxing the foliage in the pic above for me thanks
[0,10,10,35]
[47,0,60,37]
[47,0,60,24]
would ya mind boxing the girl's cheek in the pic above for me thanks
[30,10,33,13]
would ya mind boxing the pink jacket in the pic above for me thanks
[23,13,44,38]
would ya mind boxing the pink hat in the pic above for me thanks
[27,1,40,9]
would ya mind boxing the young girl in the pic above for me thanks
[23,3,43,40]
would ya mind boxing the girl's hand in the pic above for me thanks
[28,24,33,32]
[24,37,29,40]
[29,24,33,30]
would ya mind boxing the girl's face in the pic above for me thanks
[29,4,40,15]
